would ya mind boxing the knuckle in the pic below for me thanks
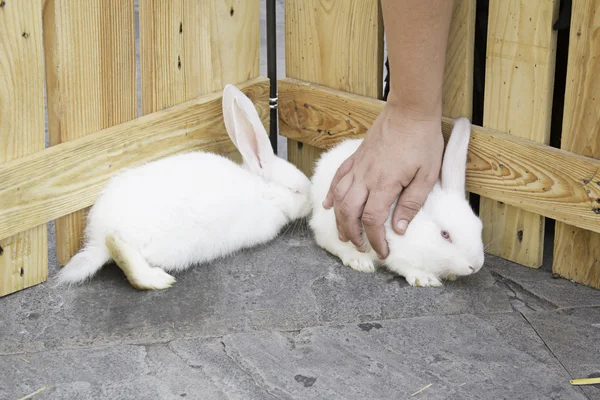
[375,173,388,187]
[349,234,362,245]
[401,200,422,212]
[425,173,439,185]
[350,235,365,249]
[332,186,345,201]
[361,209,387,227]
[398,200,422,219]
[338,201,355,218]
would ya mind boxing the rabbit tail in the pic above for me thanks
[56,245,110,285]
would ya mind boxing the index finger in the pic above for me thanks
[323,157,354,209]
[361,187,403,259]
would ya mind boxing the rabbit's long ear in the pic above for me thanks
[222,84,274,174]
[441,117,471,194]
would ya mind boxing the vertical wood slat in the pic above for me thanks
[480,0,559,268]
[140,0,260,115]
[44,0,137,265]
[284,0,384,177]
[0,0,47,296]
[553,0,600,289]
[442,0,476,119]
[443,0,476,201]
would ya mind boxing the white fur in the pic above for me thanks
[309,117,485,287]
[56,84,312,290]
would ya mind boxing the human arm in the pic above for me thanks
[322,0,454,259]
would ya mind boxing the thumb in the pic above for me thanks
[392,170,436,235]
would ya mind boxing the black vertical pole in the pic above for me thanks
[267,0,278,155]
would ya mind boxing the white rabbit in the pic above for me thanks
[309,117,484,287]
[56,84,312,290]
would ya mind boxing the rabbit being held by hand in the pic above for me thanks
[56,85,312,290]
[309,117,484,287]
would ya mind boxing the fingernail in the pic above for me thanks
[396,220,408,234]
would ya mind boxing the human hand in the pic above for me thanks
[322,102,444,259]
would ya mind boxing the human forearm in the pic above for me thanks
[381,0,454,121]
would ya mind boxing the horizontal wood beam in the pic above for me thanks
[278,78,600,234]
[0,77,269,241]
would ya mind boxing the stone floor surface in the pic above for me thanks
[1,223,599,400]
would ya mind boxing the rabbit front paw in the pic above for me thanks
[404,271,442,288]
[338,250,376,273]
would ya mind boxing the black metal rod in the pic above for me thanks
[267,0,278,155]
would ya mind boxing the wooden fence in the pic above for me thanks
[279,0,600,289]
[0,0,267,296]
[1,0,598,296]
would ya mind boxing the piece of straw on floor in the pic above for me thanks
[570,377,600,386]
[17,386,48,400]
[410,383,433,396]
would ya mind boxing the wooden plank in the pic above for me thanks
[442,0,476,119]
[140,0,260,114]
[284,0,383,176]
[287,141,323,178]
[43,0,137,264]
[443,0,476,200]
[0,78,269,242]
[0,0,47,296]
[278,78,600,234]
[480,0,560,268]
[553,0,600,289]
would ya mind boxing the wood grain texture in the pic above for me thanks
[139,0,260,115]
[442,0,476,119]
[0,0,47,296]
[553,0,600,289]
[287,141,324,179]
[0,79,269,242]
[444,0,476,200]
[43,0,137,264]
[284,0,383,176]
[278,78,600,234]
[480,0,559,268]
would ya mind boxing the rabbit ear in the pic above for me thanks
[441,117,471,194]
[222,84,274,173]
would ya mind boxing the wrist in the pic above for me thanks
[386,87,443,124]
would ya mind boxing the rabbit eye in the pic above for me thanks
[441,230,451,241]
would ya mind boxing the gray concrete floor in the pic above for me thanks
[5,1,600,399]
[2,225,600,399]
